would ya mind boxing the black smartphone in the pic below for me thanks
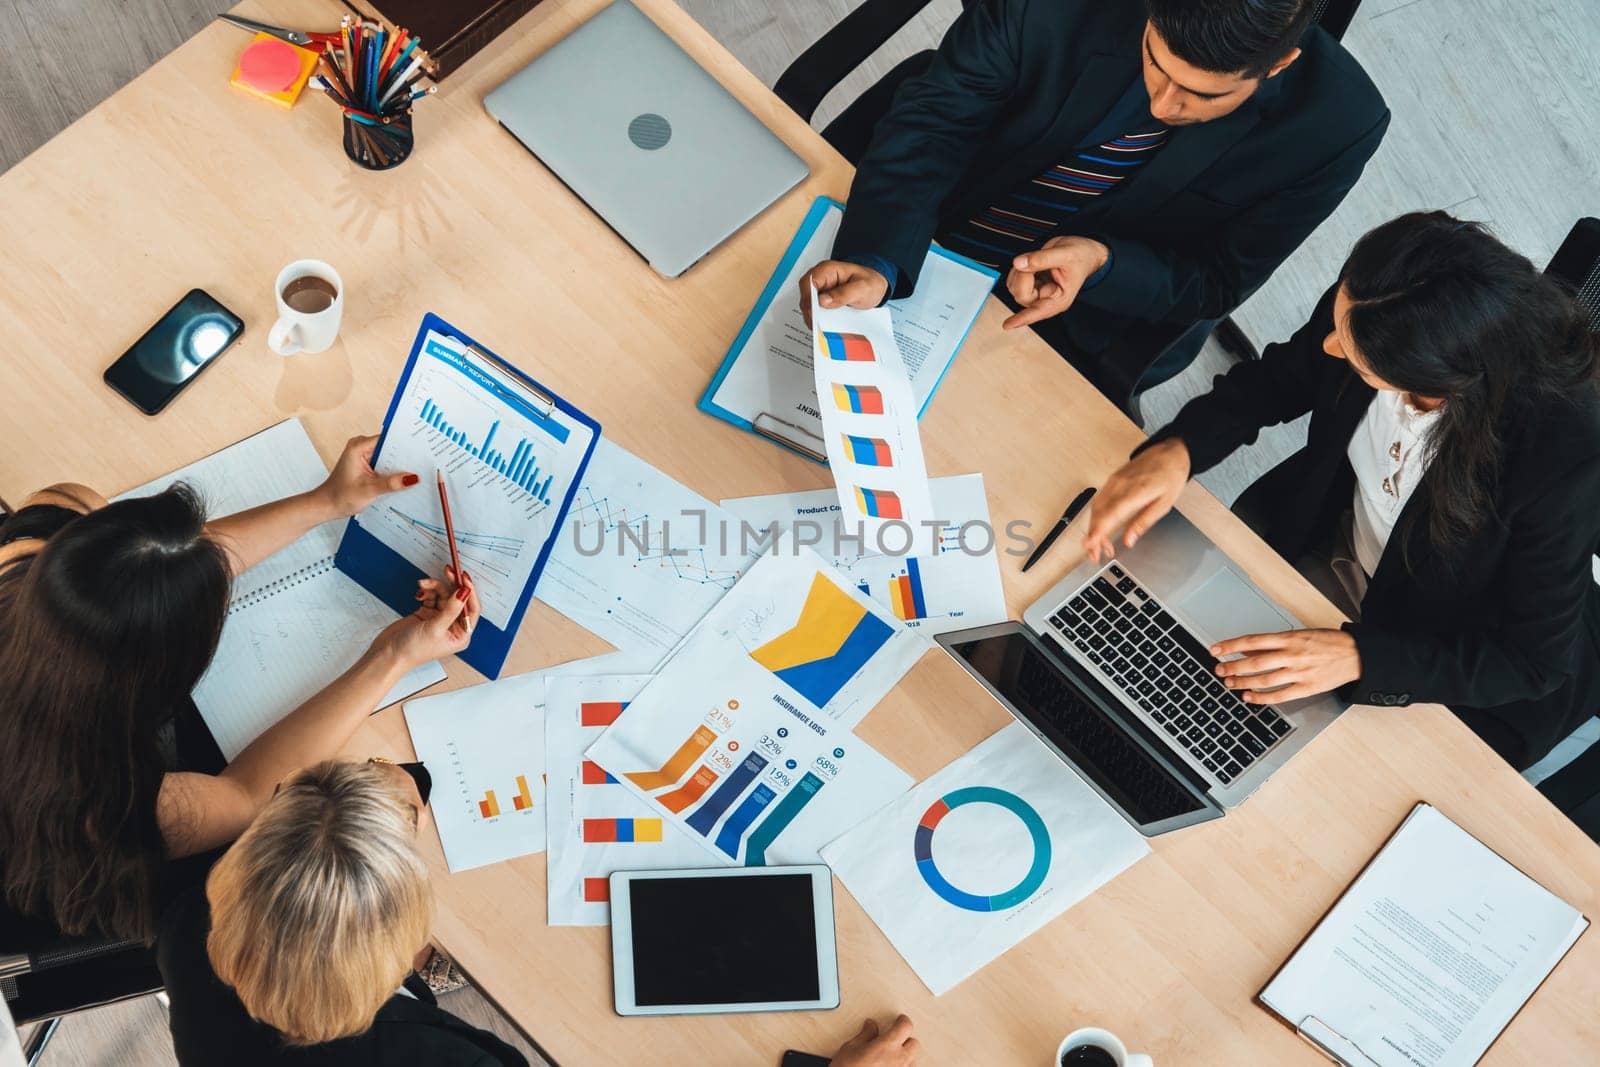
[103,289,244,414]
[781,1053,831,1067]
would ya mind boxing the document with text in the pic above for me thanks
[1259,803,1587,1067]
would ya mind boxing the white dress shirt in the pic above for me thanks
[1348,390,1441,576]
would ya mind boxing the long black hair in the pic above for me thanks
[0,485,230,942]
[1339,211,1600,554]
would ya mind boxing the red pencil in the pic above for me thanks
[436,471,463,584]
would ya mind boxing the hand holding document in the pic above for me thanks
[700,197,998,459]
[811,284,938,540]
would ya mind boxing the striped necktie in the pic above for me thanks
[942,126,1170,268]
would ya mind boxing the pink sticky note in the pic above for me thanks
[237,38,303,93]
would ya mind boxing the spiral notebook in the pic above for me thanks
[117,420,446,761]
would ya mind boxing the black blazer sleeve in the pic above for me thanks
[1140,285,1336,471]
[1346,453,1600,710]
[831,0,1027,296]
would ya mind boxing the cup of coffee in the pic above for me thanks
[269,260,343,355]
[1055,1027,1152,1067]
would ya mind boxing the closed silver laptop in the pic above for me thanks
[485,0,809,278]
[939,506,1348,836]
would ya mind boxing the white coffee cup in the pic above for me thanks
[269,259,344,355]
[1055,1027,1152,1067]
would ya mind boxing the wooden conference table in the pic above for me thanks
[2,0,1598,1062]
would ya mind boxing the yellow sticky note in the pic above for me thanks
[230,33,319,109]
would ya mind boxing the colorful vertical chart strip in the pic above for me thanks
[854,486,904,520]
[657,765,719,813]
[580,760,617,785]
[582,818,665,843]
[842,434,894,467]
[512,775,534,811]
[715,783,778,858]
[833,383,885,415]
[583,877,610,903]
[889,558,928,622]
[819,330,876,362]
[478,790,500,819]
[580,701,628,727]
[751,573,896,709]
[744,772,826,865]
[624,725,717,790]
[686,753,769,836]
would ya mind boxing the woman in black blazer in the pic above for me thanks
[1083,212,1600,769]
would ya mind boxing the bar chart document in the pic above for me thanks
[538,438,758,664]
[722,475,1006,637]
[545,675,710,926]
[403,654,637,872]
[1259,803,1588,1067]
[339,316,600,678]
[585,624,911,868]
[821,722,1150,996]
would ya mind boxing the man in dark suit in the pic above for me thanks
[801,0,1389,404]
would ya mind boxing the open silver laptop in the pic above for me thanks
[938,506,1347,836]
[484,0,809,278]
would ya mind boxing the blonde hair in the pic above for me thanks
[205,761,432,1046]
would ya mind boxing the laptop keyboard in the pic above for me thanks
[1013,648,1205,818]
[1045,563,1294,785]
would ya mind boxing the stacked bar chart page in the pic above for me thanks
[544,675,710,926]
[359,330,590,629]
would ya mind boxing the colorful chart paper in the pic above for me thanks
[722,475,1008,637]
[585,624,913,868]
[403,653,637,872]
[748,573,896,709]
[811,288,937,538]
[821,722,1150,995]
[546,675,711,926]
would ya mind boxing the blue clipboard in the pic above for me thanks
[697,195,998,463]
[335,313,601,679]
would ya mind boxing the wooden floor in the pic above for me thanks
[3,0,1597,1063]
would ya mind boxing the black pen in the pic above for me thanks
[1019,487,1096,573]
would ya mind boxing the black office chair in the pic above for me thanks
[1534,216,1600,843]
[774,0,1368,408]
[3,936,164,1065]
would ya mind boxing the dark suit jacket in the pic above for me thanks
[1149,286,1600,768]
[833,0,1388,377]
[158,889,529,1067]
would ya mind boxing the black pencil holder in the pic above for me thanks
[342,109,415,171]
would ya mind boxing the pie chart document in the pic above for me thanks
[822,721,1151,995]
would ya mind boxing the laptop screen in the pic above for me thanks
[947,630,1210,829]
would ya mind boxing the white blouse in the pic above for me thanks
[1348,390,1442,576]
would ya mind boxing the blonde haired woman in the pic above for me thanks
[157,760,527,1065]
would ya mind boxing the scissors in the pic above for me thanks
[217,14,343,53]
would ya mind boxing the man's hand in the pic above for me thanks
[1081,437,1191,563]
[831,1016,919,1067]
[1212,629,1362,703]
[1002,236,1110,330]
[800,260,889,325]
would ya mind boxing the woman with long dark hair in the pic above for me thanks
[0,437,478,947]
[1083,212,1600,769]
